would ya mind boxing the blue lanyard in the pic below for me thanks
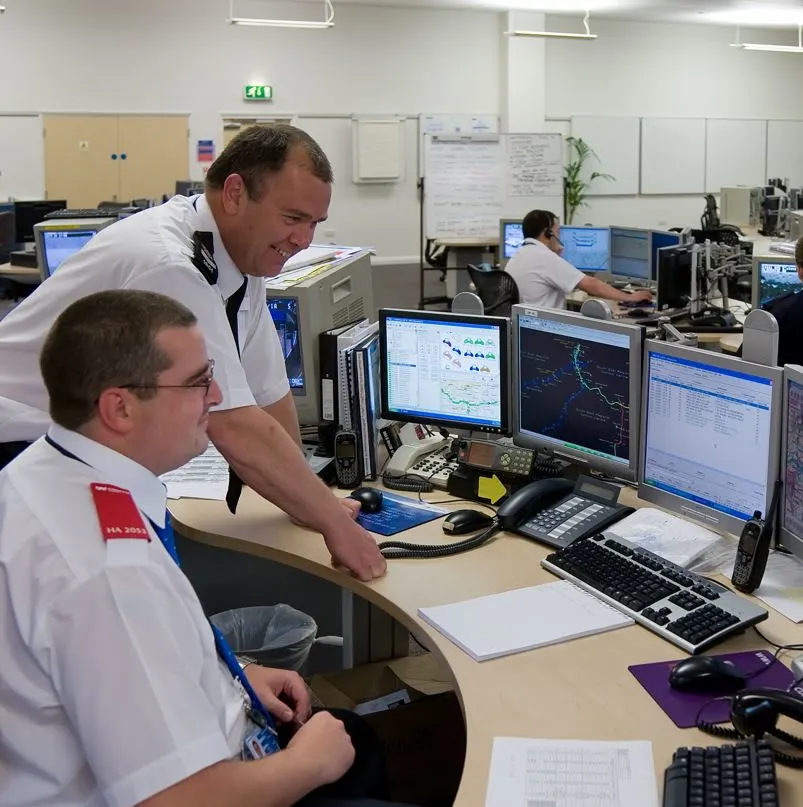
[150,514,277,732]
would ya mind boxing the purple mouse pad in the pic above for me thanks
[629,650,795,728]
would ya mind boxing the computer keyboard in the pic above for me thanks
[663,739,779,807]
[43,207,121,220]
[541,533,768,654]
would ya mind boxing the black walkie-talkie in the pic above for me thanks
[731,480,782,594]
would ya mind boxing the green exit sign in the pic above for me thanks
[243,84,272,101]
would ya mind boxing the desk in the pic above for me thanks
[0,261,39,284]
[171,488,803,806]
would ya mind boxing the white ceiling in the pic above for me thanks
[335,0,803,27]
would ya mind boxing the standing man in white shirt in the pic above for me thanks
[0,124,385,581]
[505,209,653,310]
[0,290,412,807]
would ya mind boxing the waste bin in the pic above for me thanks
[211,604,318,671]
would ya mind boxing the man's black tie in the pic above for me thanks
[224,280,248,514]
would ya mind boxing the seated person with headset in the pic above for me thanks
[763,235,803,367]
[505,210,653,310]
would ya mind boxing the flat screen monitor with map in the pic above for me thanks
[779,364,803,562]
[378,309,511,435]
[639,340,782,539]
[511,305,643,482]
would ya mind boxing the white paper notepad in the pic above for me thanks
[418,581,634,662]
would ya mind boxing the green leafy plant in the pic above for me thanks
[564,136,614,224]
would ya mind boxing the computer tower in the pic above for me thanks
[720,186,762,229]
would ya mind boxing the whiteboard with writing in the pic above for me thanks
[423,133,563,241]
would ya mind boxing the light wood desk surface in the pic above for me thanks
[171,488,803,805]
[0,261,39,283]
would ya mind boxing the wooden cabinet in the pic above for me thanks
[44,115,189,207]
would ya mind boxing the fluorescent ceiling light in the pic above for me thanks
[228,0,334,29]
[506,9,597,40]
[711,8,803,27]
[731,23,803,53]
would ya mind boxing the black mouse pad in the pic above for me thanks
[355,491,447,536]
[628,650,793,727]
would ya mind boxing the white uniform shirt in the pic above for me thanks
[505,238,585,310]
[0,425,248,807]
[0,195,289,442]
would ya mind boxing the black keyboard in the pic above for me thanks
[541,533,768,654]
[663,740,779,807]
[43,208,121,220]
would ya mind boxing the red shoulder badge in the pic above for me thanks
[90,483,151,542]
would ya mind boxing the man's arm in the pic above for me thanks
[576,275,653,304]
[263,392,302,449]
[208,406,386,581]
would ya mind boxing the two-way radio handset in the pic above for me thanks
[731,480,782,594]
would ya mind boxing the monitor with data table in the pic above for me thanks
[33,217,116,280]
[559,226,610,273]
[779,364,803,562]
[610,226,651,282]
[650,230,682,282]
[639,341,782,537]
[751,256,801,309]
[499,218,524,267]
[511,305,643,482]
[378,309,510,435]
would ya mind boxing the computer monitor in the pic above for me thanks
[14,200,67,245]
[499,218,524,267]
[656,244,693,311]
[639,340,783,537]
[751,256,801,309]
[650,230,682,282]
[267,297,303,390]
[610,226,651,282]
[378,309,510,435]
[779,364,803,561]
[0,203,15,262]
[264,251,374,426]
[559,226,610,273]
[511,305,643,482]
[33,217,116,280]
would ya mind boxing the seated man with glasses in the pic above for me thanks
[0,290,412,807]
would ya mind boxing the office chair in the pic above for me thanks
[466,265,519,317]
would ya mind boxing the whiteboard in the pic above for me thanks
[418,113,498,175]
[767,120,803,187]
[640,118,706,195]
[0,115,45,200]
[705,119,767,193]
[423,133,563,241]
[570,116,640,196]
[351,118,405,183]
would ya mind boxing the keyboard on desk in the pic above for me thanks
[43,207,121,220]
[541,533,768,654]
[663,739,779,807]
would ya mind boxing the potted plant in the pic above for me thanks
[564,136,614,224]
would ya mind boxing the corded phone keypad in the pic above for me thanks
[407,446,459,490]
[525,496,619,546]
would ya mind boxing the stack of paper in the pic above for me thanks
[418,581,633,662]
[160,444,229,500]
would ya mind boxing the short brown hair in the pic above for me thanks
[40,290,198,430]
[205,124,333,201]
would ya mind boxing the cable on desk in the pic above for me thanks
[378,522,500,560]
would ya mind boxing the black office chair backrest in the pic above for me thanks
[466,266,520,317]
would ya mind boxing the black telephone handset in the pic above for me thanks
[496,478,574,530]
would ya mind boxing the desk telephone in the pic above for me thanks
[377,474,632,559]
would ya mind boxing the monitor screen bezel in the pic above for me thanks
[511,304,644,482]
[649,230,682,282]
[558,225,611,273]
[779,363,803,562]
[378,308,511,436]
[266,295,304,395]
[751,254,798,310]
[498,217,523,268]
[609,225,652,282]
[638,339,783,537]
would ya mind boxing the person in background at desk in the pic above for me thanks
[0,290,412,807]
[763,234,803,367]
[0,123,385,582]
[506,209,653,310]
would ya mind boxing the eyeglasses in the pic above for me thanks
[120,360,216,396]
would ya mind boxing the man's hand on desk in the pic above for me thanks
[625,289,654,304]
[289,497,360,527]
[325,518,387,581]
[245,665,312,725]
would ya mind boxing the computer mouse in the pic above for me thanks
[349,487,383,514]
[668,656,748,693]
[442,509,495,535]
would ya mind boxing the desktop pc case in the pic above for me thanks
[265,252,374,427]
[720,186,761,229]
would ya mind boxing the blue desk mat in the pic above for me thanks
[356,491,448,536]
